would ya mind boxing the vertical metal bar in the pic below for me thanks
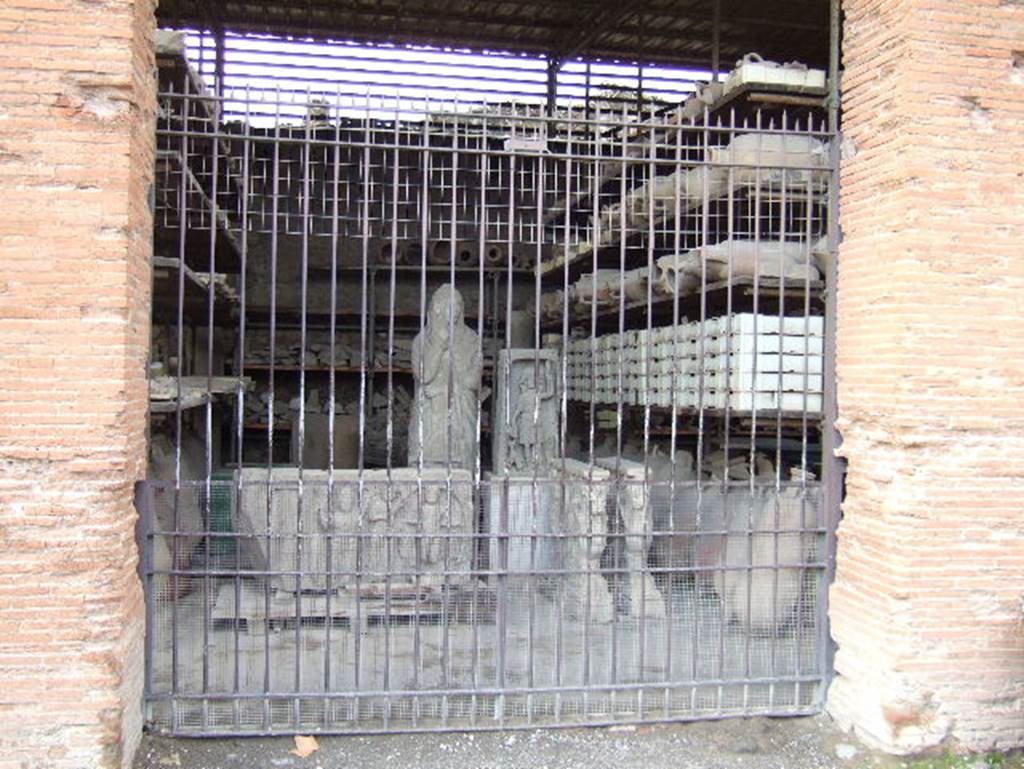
[767,112,791,712]
[381,95,402,730]
[353,91,373,721]
[527,108,548,727]
[493,115,518,725]
[200,141,223,747]
[665,114,684,717]
[819,0,843,699]
[262,88,283,731]
[797,111,816,713]
[718,112,733,712]
[746,113,765,711]
[690,105,711,714]
[556,106,576,724]
[583,100,603,717]
[642,113,658,712]
[138,482,156,721]
[440,100,460,729]
[293,90,313,730]
[324,86,343,725]
[170,74,190,734]
[231,81,253,732]
[608,100,629,715]
[412,98,431,727]
[471,111,489,727]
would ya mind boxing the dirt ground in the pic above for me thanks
[134,714,899,769]
[135,714,1024,769]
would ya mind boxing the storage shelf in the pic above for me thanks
[542,79,828,229]
[244,306,490,328]
[149,375,250,414]
[243,422,292,431]
[152,256,238,326]
[242,362,496,378]
[154,149,244,274]
[243,363,413,375]
[541,276,824,333]
[572,400,822,431]
[150,392,211,413]
[540,177,827,284]
[365,263,535,276]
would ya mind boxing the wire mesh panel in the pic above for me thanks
[143,37,838,735]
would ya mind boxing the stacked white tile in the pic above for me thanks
[565,312,824,413]
[699,313,824,412]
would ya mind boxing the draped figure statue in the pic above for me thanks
[407,285,482,470]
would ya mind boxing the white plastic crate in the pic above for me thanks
[706,313,824,337]
[726,390,823,413]
[655,340,697,359]
[702,333,824,356]
[706,351,824,374]
[707,370,823,392]
[652,389,696,409]
[652,358,676,375]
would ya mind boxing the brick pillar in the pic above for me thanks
[829,0,1024,754]
[0,2,155,768]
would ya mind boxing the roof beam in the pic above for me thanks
[552,0,648,62]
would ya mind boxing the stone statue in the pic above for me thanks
[597,457,667,620]
[492,348,560,473]
[556,459,614,624]
[407,285,482,470]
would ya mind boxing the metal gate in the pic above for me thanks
[140,31,840,735]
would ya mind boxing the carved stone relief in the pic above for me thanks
[492,348,560,474]
[236,467,475,593]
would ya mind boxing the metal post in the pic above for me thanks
[214,24,225,101]
[584,61,592,122]
[546,55,561,116]
[712,0,722,81]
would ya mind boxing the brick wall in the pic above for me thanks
[829,0,1024,754]
[0,1,155,768]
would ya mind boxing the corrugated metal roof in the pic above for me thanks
[157,0,830,70]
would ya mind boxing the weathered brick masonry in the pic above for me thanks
[828,0,1024,754]
[0,1,155,768]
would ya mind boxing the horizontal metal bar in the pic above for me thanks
[152,561,828,578]
[147,526,830,539]
[150,675,825,702]
[145,478,825,490]
[149,707,822,738]
[156,92,832,135]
